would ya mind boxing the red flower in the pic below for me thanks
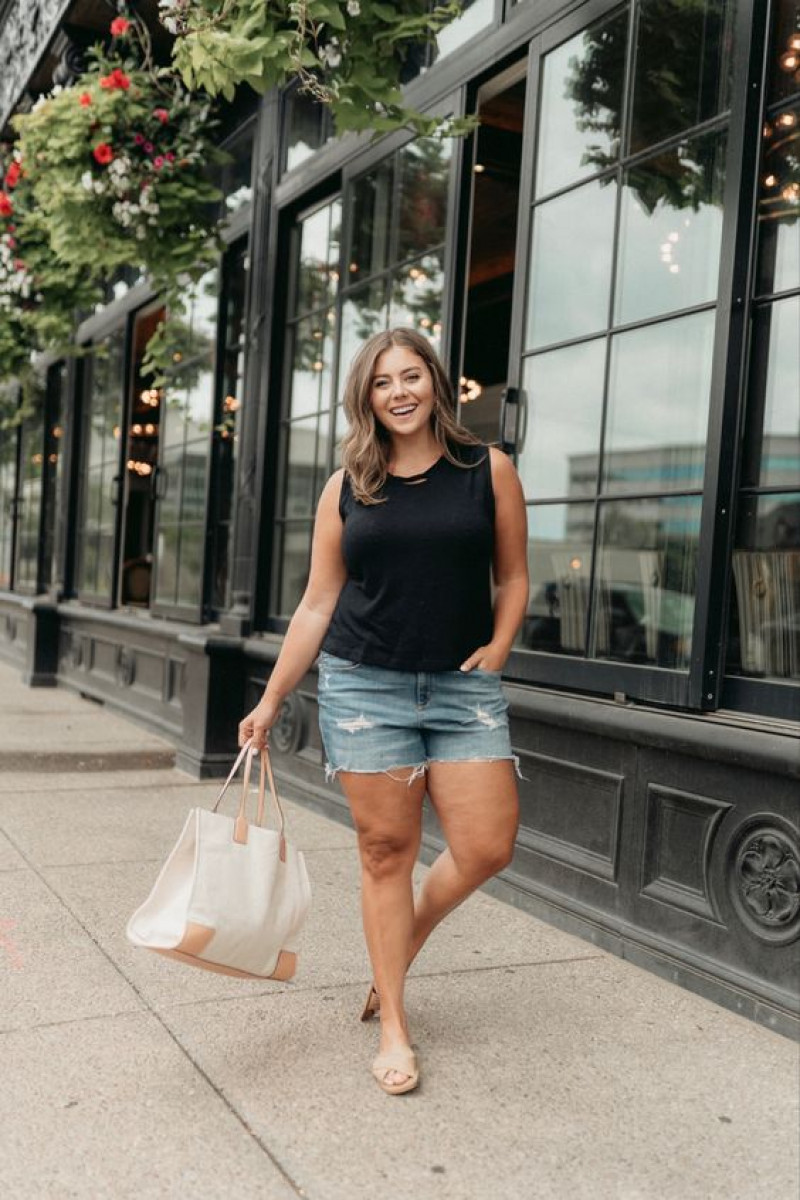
[79,92,92,107]
[110,17,130,36]
[153,156,165,170]
[4,161,21,188]
[153,108,169,124]
[14,258,25,271]
[100,68,130,91]
[0,191,12,217]
[93,142,114,165]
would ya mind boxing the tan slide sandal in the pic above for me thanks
[372,1047,419,1095]
[360,983,380,1022]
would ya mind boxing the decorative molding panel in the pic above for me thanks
[641,784,731,921]
[0,0,72,129]
[515,749,624,882]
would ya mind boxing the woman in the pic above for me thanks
[239,328,529,1095]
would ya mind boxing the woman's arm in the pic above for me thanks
[239,469,347,749]
[460,447,529,673]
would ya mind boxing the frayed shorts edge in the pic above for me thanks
[324,754,524,787]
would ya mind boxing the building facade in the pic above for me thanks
[0,0,798,1034]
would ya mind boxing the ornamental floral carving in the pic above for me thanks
[730,824,800,944]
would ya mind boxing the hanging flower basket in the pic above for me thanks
[0,146,101,395]
[12,17,227,380]
[160,0,475,137]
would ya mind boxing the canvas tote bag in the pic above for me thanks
[126,740,311,980]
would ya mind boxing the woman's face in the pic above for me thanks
[370,345,436,437]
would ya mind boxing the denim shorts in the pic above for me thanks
[317,651,519,783]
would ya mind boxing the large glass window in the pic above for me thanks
[14,383,45,592]
[272,197,341,617]
[153,272,218,614]
[0,389,18,591]
[517,0,740,669]
[209,239,249,612]
[76,330,125,600]
[337,138,453,443]
[727,2,800,684]
[43,362,67,591]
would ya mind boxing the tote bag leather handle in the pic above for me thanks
[212,739,288,857]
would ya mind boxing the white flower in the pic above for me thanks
[50,84,63,97]
[320,38,342,69]
[347,0,360,14]
[93,180,107,195]
[81,171,94,191]
[136,225,147,240]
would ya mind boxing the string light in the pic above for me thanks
[127,459,153,476]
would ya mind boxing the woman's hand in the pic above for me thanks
[238,696,281,750]
[459,643,508,673]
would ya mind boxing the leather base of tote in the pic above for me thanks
[153,923,297,981]
[126,742,312,979]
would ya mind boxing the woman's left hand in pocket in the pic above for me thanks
[459,644,507,673]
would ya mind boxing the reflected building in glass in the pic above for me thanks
[0,0,798,1034]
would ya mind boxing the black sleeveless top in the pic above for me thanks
[321,443,495,671]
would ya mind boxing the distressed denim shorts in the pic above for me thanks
[317,651,519,783]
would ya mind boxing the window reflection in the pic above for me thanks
[766,0,800,106]
[275,195,341,617]
[603,311,715,493]
[593,496,701,667]
[742,296,800,491]
[615,131,727,324]
[0,406,16,589]
[340,281,388,380]
[518,339,605,500]
[757,102,800,297]
[629,0,738,154]
[431,0,494,62]
[527,179,616,349]
[220,125,254,214]
[349,160,394,283]
[286,418,318,518]
[77,330,125,598]
[516,504,596,654]
[535,7,628,198]
[297,202,341,313]
[285,89,334,173]
[15,388,45,591]
[396,140,452,263]
[278,522,312,615]
[728,492,800,680]
[389,252,445,347]
[290,317,332,419]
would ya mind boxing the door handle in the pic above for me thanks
[499,386,520,455]
[153,465,169,500]
[109,474,120,506]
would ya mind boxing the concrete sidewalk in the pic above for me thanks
[0,663,797,1200]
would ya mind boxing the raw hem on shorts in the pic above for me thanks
[324,761,427,786]
[324,755,524,785]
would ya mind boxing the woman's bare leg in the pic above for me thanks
[409,760,519,965]
[339,767,426,1086]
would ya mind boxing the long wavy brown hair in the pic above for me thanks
[340,327,484,504]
